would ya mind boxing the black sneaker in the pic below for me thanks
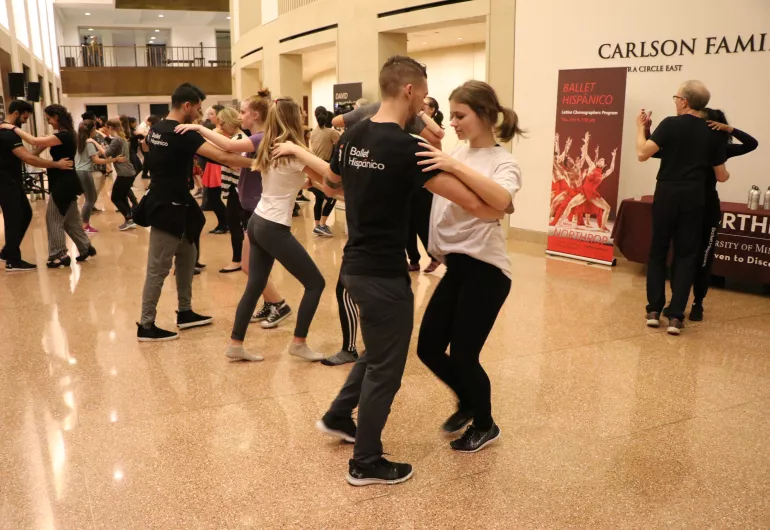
[76,246,97,262]
[645,311,661,328]
[209,227,228,235]
[260,302,292,329]
[346,458,413,487]
[296,193,310,202]
[137,322,179,342]
[6,260,37,272]
[442,408,474,435]
[47,256,71,268]
[316,413,356,443]
[667,317,685,336]
[689,304,704,322]
[321,349,358,366]
[176,310,213,329]
[251,302,274,322]
[0,248,5,260]
[450,423,501,453]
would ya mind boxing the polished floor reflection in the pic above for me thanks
[2,194,770,529]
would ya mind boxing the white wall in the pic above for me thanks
[170,26,216,49]
[309,68,334,128]
[413,43,486,152]
[513,0,770,232]
[62,94,233,123]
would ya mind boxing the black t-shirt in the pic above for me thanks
[331,120,440,277]
[145,119,206,200]
[0,129,23,187]
[649,114,727,184]
[48,130,83,211]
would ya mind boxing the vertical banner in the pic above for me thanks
[547,67,627,266]
[333,82,362,114]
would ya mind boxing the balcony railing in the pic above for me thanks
[59,45,232,69]
[278,0,320,15]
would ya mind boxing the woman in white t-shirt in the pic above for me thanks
[415,80,524,453]
[226,97,327,362]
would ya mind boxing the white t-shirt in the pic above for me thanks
[255,158,307,226]
[428,144,522,279]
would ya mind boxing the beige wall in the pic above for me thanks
[513,0,770,232]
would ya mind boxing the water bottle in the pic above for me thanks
[764,187,770,210]
[748,185,758,207]
[748,186,761,210]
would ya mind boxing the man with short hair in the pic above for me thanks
[137,83,254,341]
[281,56,505,486]
[637,80,729,335]
[0,100,74,272]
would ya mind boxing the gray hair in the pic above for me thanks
[679,80,710,111]
[354,98,369,109]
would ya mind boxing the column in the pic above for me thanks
[277,53,302,105]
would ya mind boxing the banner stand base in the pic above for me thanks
[546,250,616,267]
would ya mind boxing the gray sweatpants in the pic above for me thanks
[46,199,91,260]
[140,227,196,327]
[327,274,414,465]
[76,170,98,223]
[231,214,325,341]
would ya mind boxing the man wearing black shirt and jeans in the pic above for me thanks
[279,56,505,486]
[137,83,254,341]
[637,80,729,335]
[0,100,74,272]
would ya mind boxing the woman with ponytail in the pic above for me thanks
[415,80,524,453]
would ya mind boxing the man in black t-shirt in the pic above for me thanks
[137,83,254,342]
[636,80,729,335]
[277,56,505,486]
[0,100,73,272]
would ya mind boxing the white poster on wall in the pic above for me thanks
[262,0,278,25]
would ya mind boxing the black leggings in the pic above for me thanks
[407,187,435,264]
[417,254,511,430]
[337,275,359,352]
[112,175,136,221]
[231,214,325,341]
[693,192,721,305]
[309,187,336,221]
[207,186,228,230]
[226,189,251,262]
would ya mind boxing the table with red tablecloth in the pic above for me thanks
[612,195,770,284]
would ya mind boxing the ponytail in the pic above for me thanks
[433,109,444,129]
[496,107,526,143]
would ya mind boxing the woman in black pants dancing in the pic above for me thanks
[416,81,524,453]
[690,109,758,321]
[105,118,137,231]
[309,107,340,237]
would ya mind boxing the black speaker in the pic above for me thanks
[8,73,25,98]
[26,82,41,102]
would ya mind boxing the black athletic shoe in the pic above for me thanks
[0,248,5,261]
[137,322,179,342]
[260,302,292,329]
[347,458,413,487]
[251,302,274,323]
[689,304,704,322]
[442,408,474,435]
[76,246,97,262]
[6,260,37,272]
[450,423,501,453]
[209,227,228,235]
[176,310,213,330]
[296,193,310,202]
[316,413,356,443]
[196,262,207,269]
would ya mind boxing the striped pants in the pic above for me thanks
[337,275,360,352]
[46,199,91,260]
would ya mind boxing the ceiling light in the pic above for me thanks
[457,37,463,40]
[88,28,93,31]
[85,12,90,15]
[150,36,155,40]
[158,14,164,18]
[226,16,230,19]
[155,29,160,32]
[422,42,427,45]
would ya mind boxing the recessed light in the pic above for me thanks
[422,42,427,45]
[88,28,93,31]
[155,29,160,32]
[457,37,463,40]
[150,36,155,39]
[85,12,90,15]
[226,16,230,19]
[158,14,164,17]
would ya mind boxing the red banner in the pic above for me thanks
[547,67,628,265]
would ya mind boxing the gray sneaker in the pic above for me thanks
[119,221,137,231]
[320,225,333,237]
[321,349,358,366]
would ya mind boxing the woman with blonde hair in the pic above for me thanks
[175,90,294,340]
[225,98,328,362]
[216,107,249,271]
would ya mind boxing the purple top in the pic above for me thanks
[237,132,264,211]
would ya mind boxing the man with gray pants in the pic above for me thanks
[136,83,256,342]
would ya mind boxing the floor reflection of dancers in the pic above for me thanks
[550,132,616,231]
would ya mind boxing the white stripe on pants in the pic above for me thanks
[46,199,91,260]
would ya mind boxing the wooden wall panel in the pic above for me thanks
[115,0,228,12]
[60,67,233,97]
